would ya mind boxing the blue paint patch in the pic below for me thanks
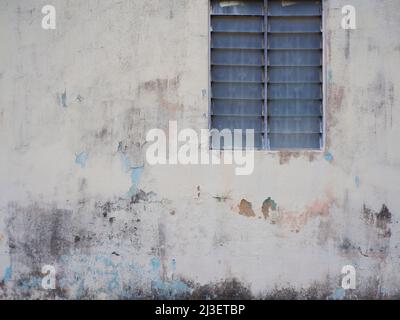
[120,153,132,172]
[2,266,12,283]
[75,152,88,168]
[75,278,86,299]
[151,278,191,299]
[60,90,67,108]
[381,287,390,296]
[18,276,42,292]
[324,152,334,163]
[328,69,333,83]
[151,257,161,272]
[171,259,177,272]
[355,176,360,188]
[117,141,123,153]
[149,257,191,298]
[329,288,346,300]
[124,166,144,198]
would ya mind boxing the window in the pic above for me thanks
[210,0,323,150]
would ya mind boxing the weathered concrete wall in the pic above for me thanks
[0,0,399,299]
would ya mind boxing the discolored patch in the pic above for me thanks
[363,204,392,238]
[238,199,256,217]
[273,191,336,231]
[262,197,277,219]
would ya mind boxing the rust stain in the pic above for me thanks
[238,199,256,218]
[278,151,319,165]
[273,192,336,231]
[278,151,300,165]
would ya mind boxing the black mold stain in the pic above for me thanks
[375,205,392,230]
[95,127,108,140]
[6,203,74,268]
[190,278,252,300]
[262,283,332,300]
[338,238,369,257]
[363,204,392,238]
[213,196,228,202]
[131,189,156,204]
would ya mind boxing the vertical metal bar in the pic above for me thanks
[263,0,269,149]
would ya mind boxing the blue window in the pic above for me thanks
[210,0,323,150]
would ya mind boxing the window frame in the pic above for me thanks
[208,0,326,152]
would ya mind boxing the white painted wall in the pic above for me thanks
[0,0,399,299]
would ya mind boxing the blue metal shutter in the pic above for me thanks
[267,0,323,149]
[210,0,265,149]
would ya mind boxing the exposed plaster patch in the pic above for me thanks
[238,199,256,217]
[262,197,277,219]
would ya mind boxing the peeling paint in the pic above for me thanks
[1,266,12,284]
[329,288,346,300]
[124,166,145,199]
[59,90,67,108]
[75,152,88,168]
[238,199,256,217]
[324,152,334,163]
[262,197,277,219]
[355,176,360,188]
